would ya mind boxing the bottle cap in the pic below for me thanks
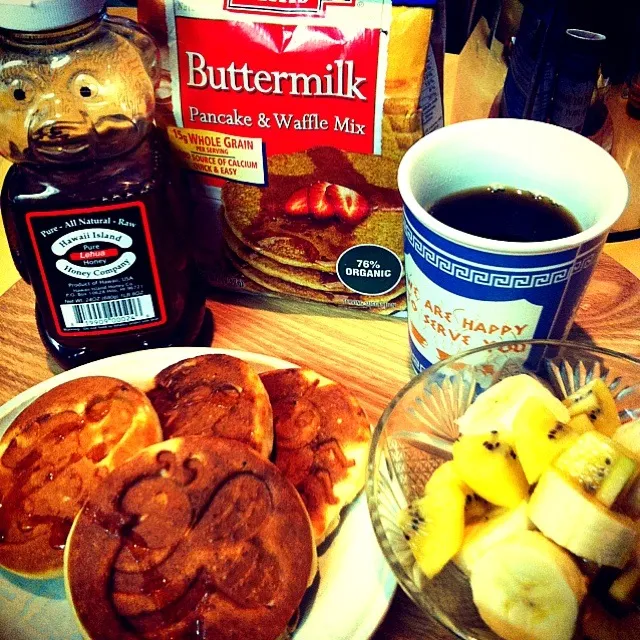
[0,0,106,32]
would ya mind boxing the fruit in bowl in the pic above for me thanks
[398,373,640,640]
[366,341,640,640]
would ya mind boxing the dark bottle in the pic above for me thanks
[628,73,640,119]
[549,28,606,132]
[500,0,568,121]
[625,6,640,119]
[0,1,205,368]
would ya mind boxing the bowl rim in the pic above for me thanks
[370,338,640,457]
[365,338,640,639]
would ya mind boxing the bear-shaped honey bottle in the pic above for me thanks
[0,1,205,368]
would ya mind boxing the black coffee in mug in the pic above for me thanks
[427,186,582,242]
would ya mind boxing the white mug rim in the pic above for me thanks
[398,119,629,256]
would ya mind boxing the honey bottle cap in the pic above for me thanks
[0,0,106,32]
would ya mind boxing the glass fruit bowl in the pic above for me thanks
[366,339,640,640]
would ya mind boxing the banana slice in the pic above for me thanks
[613,420,640,458]
[619,474,640,519]
[529,468,638,568]
[470,530,586,640]
[453,501,533,575]
[457,374,569,437]
[609,540,640,608]
[609,562,640,607]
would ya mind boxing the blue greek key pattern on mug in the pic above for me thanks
[406,225,598,289]
[572,252,598,275]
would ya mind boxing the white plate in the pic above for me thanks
[0,347,396,640]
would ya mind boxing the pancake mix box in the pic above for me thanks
[139,0,442,315]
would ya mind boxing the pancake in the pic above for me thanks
[64,436,316,640]
[223,217,348,293]
[0,377,162,578]
[260,369,371,545]
[227,251,406,313]
[223,146,403,273]
[147,354,273,458]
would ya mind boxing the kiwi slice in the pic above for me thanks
[464,493,491,522]
[397,461,470,578]
[567,413,595,435]
[563,379,621,436]
[555,431,637,506]
[397,487,466,579]
[596,456,638,507]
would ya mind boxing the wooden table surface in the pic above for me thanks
[0,251,639,639]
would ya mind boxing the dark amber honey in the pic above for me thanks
[2,135,205,368]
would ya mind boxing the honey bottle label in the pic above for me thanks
[25,201,168,336]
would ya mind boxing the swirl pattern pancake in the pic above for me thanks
[260,368,371,545]
[147,354,274,458]
[0,377,162,578]
[64,436,316,640]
